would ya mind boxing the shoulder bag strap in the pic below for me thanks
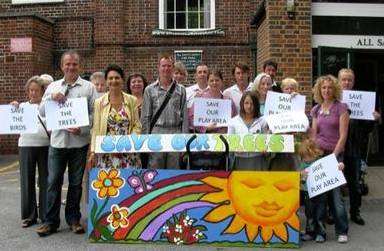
[37,115,51,138]
[149,82,177,133]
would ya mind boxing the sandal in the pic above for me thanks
[22,219,36,228]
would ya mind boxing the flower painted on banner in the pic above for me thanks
[107,204,130,229]
[92,168,125,199]
[161,211,207,245]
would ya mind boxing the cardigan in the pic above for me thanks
[90,92,141,152]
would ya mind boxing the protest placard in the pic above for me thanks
[0,103,39,134]
[264,91,306,116]
[306,154,347,198]
[266,111,309,133]
[342,90,376,120]
[45,97,89,130]
[193,98,232,126]
[95,133,295,153]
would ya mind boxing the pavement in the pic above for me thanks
[0,154,384,250]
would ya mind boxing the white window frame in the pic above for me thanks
[12,0,64,4]
[159,0,215,31]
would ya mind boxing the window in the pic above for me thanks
[12,0,64,4]
[159,0,215,30]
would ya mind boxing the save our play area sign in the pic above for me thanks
[306,154,347,198]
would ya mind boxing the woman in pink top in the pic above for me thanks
[189,70,237,133]
[188,70,237,170]
[310,75,349,243]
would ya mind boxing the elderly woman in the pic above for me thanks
[126,73,148,117]
[249,73,273,116]
[10,76,49,228]
[90,64,142,168]
[281,77,299,95]
[310,75,349,243]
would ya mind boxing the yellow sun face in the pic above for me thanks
[201,171,300,243]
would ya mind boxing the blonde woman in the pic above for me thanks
[249,73,273,116]
[310,75,349,243]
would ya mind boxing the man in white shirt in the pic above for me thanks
[36,50,97,237]
[223,62,251,114]
[186,63,209,108]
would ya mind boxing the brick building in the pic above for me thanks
[1,0,383,163]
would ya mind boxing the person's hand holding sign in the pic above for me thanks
[66,127,81,135]
[206,122,217,132]
[51,92,67,104]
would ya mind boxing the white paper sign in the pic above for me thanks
[266,111,309,133]
[306,154,347,198]
[0,103,39,134]
[264,91,306,116]
[342,90,376,120]
[45,97,89,130]
[193,98,231,127]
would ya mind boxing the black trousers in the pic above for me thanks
[19,146,49,222]
[344,155,362,216]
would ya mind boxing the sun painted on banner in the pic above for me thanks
[88,169,300,248]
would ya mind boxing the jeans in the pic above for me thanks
[45,145,88,228]
[301,191,327,237]
[19,146,48,222]
[327,187,349,235]
[344,156,362,216]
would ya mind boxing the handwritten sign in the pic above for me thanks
[0,103,38,134]
[45,97,89,130]
[342,90,376,120]
[266,111,309,133]
[306,154,347,198]
[193,98,231,127]
[264,91,306,116]
[95,134,294,153]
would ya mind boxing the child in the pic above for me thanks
[297,138,345,243]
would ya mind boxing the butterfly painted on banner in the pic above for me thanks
[127,170,158,194]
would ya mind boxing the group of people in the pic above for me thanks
[12,49,380,244]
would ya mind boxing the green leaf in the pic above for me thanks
[98,225,114,241]
[196,225,207,231]
[90,199,98,225]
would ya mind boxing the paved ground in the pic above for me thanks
[0,155,384,250]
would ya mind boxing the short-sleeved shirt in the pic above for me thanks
[310,101,348,152]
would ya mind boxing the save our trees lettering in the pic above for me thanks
[58,101,77,126]
[348,93,364,117]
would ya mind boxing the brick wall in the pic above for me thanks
[0,15,54,153]
[0,0,261,153]
[254,0,312,99]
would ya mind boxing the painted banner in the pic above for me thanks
[342,90,376,120]
[306,154,347,198]
[0,103,38,134]
[95,134,295,153]
[265,111,309,133]
[88,169,300,248]
[264,91,306,116]
[45,97,89,130]
[193,98,232,127]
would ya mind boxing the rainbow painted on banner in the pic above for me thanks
[88,169,300,248]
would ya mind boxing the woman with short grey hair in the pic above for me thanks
[10,76,50,228]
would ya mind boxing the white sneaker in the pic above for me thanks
[338,235,348,243]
